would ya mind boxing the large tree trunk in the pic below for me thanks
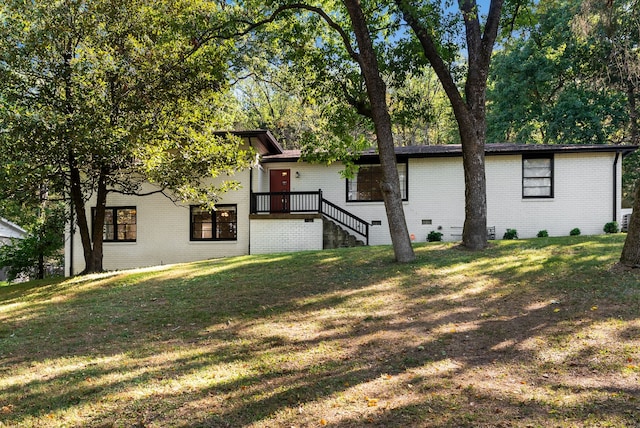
[68,150,107,274]
[36,184,47,279]
[396,0,503,250]
[620,181,640,267]
[343,0,415,263]
[459,123,488,250]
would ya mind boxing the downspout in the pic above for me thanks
[248,137,253,256]
[69,200,74,277]
[613,152,620,222]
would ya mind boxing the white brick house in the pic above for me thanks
[64,130,637,275]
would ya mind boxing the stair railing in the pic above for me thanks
[319,192,369,245]
[250,189,370,245]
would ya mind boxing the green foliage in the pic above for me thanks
[604,221,619,234]
[233,0,459,156]
[537,230,549,238]
[0,0,251,272]
[0,0,245,200]
[488,0,640,230]
[570,228,581,236]
[622,151,640,208]
[503,229,518,240]
[390,67,458,146]
[487,1,630,145]
[427,230,443,242]
[0,205,65,282]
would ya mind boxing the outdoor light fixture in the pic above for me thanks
[295,171,300,178]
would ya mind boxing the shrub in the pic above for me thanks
[427,231,443,242]
[570,228,581,236]
[503,229,518,239]
[0,206,65,281]
[537,230,549,238]
[603,221,619,234]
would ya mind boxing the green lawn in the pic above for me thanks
[1,235,639,427]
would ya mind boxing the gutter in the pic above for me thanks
[613,152,620,222]
[248,137,254,256]
[614,147,640,222]
[69,201,74,277]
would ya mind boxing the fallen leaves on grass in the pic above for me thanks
[365,397,379,407]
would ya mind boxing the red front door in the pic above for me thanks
[270,169,290,213]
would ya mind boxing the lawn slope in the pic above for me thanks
[1,235,639,427]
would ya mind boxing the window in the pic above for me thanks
[94,207,137,242]
[190,205,237,241]
[347,163,408,202]
[523,155,553,198]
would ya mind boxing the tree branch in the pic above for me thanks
[200,3,359,63]
[481,0,505,65]
[108,188,168,197]
[394,0,467,115]
[340,81,373,118]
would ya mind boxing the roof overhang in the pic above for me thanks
[0,217,26,238]
[213,130,284,156]
[261,143,639,163]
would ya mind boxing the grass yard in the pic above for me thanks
[1,235,639,427]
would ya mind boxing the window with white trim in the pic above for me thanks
[523,155,553,198]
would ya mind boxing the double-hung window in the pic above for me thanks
[347,162,408,202]
[522,155,553,198]
[94,207,137,242]
[190,205,237,241]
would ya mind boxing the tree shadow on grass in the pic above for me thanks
[1,237,639,426]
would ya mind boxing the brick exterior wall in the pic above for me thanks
[65,170,251,275]
[249,215,323,254]
[260,151,621,244]
[66,150,622,275]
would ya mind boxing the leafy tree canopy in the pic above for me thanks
[487,0,630,145]
[0,0,253,273]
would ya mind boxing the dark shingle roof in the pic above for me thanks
[213,130,284,156]
[262,143,637,162]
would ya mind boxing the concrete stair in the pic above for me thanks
[323,218,365,249]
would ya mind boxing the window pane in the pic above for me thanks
[523,167,552,178]
[191,207,212,239]
[117,223,136,240]
[117,209,137,240]
[348,163,407,201]
[347,180,358,201]
[103,210,114,240]
[524,158,550,168]
[523,156,552,198]
[103,224,115,241]
[523,185,552,197]
[397,164,407,199]
[524,177,551,188]
[215,207,237,239]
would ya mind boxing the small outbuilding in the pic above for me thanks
[0,217,27,281]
